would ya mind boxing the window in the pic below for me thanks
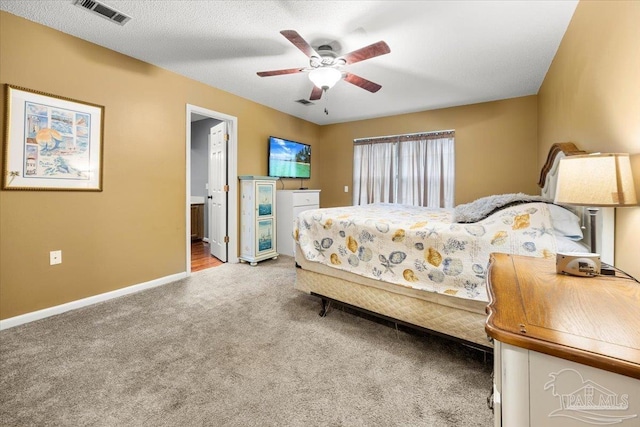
[353,131,455,208]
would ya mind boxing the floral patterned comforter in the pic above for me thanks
[294,203,557,302]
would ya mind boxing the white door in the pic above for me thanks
[208,122,227,262]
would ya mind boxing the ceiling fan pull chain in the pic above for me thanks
[324,89,329,115]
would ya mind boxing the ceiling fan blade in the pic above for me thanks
[280,30,320,58]
[343,73,382,93]
[257,68,305,77]
[309,86,323,101]
[341,41,390,65]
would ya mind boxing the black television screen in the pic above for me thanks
[268,136,311,179]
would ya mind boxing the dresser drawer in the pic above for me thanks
[292,191,319,207]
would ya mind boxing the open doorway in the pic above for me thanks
[185,105,238,275]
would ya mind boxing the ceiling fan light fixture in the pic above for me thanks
[308,67,342,90]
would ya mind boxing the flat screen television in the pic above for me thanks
[268,136,311,179]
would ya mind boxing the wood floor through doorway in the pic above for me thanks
[191,241,223,272]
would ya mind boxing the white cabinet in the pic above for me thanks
[276,190,320,256]
[238,176,278,265]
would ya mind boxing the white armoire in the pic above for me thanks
[238,176,279,266]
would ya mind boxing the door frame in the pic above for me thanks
[185,104,239,275]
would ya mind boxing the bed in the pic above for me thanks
[293,143,589,351]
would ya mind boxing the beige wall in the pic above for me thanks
[318,96,539,207]
[538,1,640,278]
[0,13,319,319]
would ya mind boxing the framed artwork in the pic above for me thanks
[257,182,273,217]
[257,219,274,253]
[2,85,104,191]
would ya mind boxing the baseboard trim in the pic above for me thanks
[0,272,187,331]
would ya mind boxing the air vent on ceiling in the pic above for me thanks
[73,0,131,26]
[295,99,314,106]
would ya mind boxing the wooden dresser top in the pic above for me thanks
[485,253,640,379]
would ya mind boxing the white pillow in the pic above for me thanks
[547,204,583,241]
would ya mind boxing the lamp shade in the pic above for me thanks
[308,67,342,90]
[554,153,638,207]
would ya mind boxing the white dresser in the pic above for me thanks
[276,189,320,256]
[238,176,279,265]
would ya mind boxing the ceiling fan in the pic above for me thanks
[257,30,390,101]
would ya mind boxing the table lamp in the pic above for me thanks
[554,153,638,254]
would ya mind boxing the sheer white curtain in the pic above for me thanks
[353,132,454,208]
[397,139,427,206]
[353,143,396,205]
[440,136,455,208]
[424,136,455,208]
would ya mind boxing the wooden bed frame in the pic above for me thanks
[295,143,587,353]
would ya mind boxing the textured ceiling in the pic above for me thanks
[0,0,578,125]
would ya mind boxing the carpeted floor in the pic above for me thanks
[0,256,493,426]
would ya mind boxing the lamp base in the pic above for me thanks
[587,207,598,254]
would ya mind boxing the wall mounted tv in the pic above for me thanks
[268,136,311,179]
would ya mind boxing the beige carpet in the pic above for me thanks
[0,256,493,426]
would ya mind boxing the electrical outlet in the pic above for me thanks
[50,250,62,265]
[344,185,349,193]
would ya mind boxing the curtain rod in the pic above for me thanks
[354,129,455,145]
